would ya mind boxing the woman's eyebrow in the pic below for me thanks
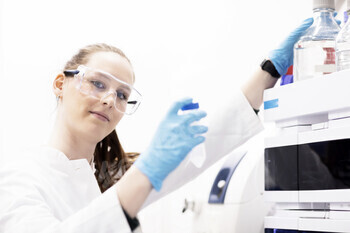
[97,71,133,92]
[117,85,132,93]
[98,72,113,81]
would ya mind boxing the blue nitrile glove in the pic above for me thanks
[134,98,208,191]
[269,18,314,76]
[269,12,341,76]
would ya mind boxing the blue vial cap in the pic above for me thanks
[181,102,199,111]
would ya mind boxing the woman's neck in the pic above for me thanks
[47,118,97,164]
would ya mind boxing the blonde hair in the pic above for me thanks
[64,43,135,82]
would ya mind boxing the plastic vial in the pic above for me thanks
[293,0,340,81]
[180,102,206,168]
[336,0,350,71]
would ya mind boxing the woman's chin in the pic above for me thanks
[83,126,110,143]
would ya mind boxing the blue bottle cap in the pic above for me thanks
[345,11,349,24]
[181,102,199,111]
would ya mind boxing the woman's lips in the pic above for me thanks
[89,111,110,122]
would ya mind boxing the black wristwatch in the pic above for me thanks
[122,208,140,230]
[260,59,281,78]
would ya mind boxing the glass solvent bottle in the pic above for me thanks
[336,0,350,71]
[293,0,340,81]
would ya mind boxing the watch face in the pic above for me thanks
[260,59,269,67]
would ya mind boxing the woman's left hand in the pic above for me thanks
[134,97,208,191]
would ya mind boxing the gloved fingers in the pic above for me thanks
[289,17,314,38]
[182,110,207,124]
[167,97,193,116]
[191,135,206,147]
[270,17,314,75]
[333,12,341,25]
[188,125,208,135]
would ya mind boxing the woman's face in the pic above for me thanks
[58,51,134,143]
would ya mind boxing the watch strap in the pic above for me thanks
[260,59,281,78]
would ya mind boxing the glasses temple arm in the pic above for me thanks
[63,70,80,76]
[127,101,138,104]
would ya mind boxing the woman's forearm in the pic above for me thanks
[241,68,278,110]
[116,166,152,218]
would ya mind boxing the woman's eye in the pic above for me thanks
[91,80,105,89]
[116,91,129,101]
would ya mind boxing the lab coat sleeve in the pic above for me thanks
[143,89,264,207]
[0,164,132,233]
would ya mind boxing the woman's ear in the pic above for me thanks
[53,73,65,99]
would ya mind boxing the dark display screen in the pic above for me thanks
[265,139,350,191]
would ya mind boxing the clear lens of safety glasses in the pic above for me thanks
[65,65,142,115]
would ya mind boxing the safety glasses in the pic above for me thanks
[64,65,142,115]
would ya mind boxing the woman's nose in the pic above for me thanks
[100,92,116,108]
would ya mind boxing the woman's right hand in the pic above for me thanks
[134,97,208,191]
[268,17,314,76]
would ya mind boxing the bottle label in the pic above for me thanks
[315,64,336,73]
[294,42,336,80]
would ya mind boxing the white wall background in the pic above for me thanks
[0,0,345,232]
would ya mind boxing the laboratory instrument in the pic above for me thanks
[263,69,350,232]
[187,147,271,233]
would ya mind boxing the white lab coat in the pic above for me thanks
[0,90,263,233]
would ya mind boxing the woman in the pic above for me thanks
[0,18,313,232]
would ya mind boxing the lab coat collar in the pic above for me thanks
[38,145,96,173]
